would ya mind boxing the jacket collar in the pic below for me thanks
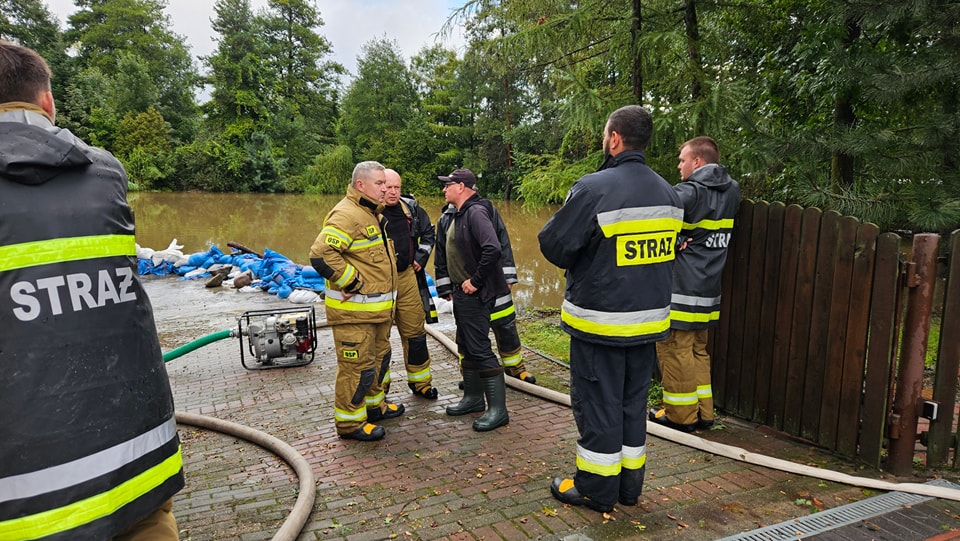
[346,185,384,214]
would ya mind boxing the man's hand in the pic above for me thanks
[412,261,422,272]
[341,291,354,301]
[461,279,477,295]
[443,294,452,301]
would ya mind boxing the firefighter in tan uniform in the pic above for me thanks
[309,161,403,441]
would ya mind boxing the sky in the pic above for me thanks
[42,0,469,78]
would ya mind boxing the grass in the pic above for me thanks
[516,308,664,408]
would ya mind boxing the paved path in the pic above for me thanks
[149,278,960,540]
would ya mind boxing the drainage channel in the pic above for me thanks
[717,479,960,541]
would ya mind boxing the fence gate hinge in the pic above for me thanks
[901,261,920,287]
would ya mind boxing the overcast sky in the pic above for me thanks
[42,0,468,78]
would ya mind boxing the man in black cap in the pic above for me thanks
[434,168,511,431]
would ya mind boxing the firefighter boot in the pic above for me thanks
[446,368,485,416]
[473,372,509,431]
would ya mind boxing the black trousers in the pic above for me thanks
[569,337,655,508]
[453,289,502,375]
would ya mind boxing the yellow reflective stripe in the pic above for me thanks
[0,235,135,273]
[334,264,357,288]
[382,369,392,385]
[321,226,353,246]
[365,391,385,407]
[621,445,646,470]
[0,447,182,540]
[663,391,698,406]
[490,303,515,322]
[501,352,522,367]
[334,407,366,422]
[325,297,394,312]
[562,306,669,338]
[576,445,621,477]
[407,366,431,382]
[670,309,720,324]
[697,385,713,398]
[601,217,683,238]
[350,236,384,250]
[429,309,438,319]
[681,218,734,231]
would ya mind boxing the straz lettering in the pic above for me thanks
[705,232,731,248]
[617,233,676,266]
[10,267,138,322]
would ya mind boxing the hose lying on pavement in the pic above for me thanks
[168,330,316,541]
[423,323,960,503]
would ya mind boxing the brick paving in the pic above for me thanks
[149,278,960,540]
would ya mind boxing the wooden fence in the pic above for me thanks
[709,200,960,469]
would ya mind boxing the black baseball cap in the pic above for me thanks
[438,168,477,189]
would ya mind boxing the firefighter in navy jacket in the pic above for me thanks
[0,42,183,540]
[538,106,683,513]
[381,169,439,399]
[650,136,740,432]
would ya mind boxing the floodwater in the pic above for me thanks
[129,192,565,310]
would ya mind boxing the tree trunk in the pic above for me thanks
[684,0,703,107]
[631,0,643,102]
[830,18,860,189]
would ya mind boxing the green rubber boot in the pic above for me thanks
[446,368,485,416]
[473,372,509,431]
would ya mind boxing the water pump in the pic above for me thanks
[237,306,317,370]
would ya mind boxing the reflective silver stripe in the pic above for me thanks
[671,293,721,307]
[435,277,451,287]
[576,444,620,465]
[562,299,670,326]
[0,417,177,502]
[597,206,684,228]
[622,444,646,460]
[493,294,513,309]
[417,242,432,253]
[324,290,397,303]
[502,266,516,275]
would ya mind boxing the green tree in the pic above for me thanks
[114,106,174,190]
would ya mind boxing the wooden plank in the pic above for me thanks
[753,202,786,424]
[836,222,879,458]
[930,231,960,467]
[818,216,859,450]
[738,201,770,419]
[858,232,902,467]
[801,210,841,443]
[784,207,822,436]
[723,200,754,415]
[712,200,750,410]
[768,204,803,431]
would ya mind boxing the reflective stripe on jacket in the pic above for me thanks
[309,186,398,324]
[670,163,741,330]
[538,150,683,346]
[0,110,183,540]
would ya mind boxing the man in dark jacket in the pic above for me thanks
[650,136,741,432]
[539,105,683,513]
[382,168,439,399]
[436,202,538,386]
[434,168,510,431]
[0,41,183,539]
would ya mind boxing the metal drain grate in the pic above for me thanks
[716,479,959,541]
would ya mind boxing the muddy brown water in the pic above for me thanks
[129,192,565,311]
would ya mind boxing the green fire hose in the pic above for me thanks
[162,329,234,363]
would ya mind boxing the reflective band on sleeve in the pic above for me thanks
[334,264,357,288]
[501,266,516,275]
[417,242,432,253]
[670,309,720,324]
[575,444,621,477]
[671,293,721,307]
[0,417,177,502]
[0,446,182,540]
[597,206,684,238]
[435,277,451,287]
[321,226,353,248]
[561,300,670,338]
[681,217,735,231]
[0,235,135,273]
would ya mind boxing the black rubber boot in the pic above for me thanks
[473,372,509,431]
[446,369,485,416]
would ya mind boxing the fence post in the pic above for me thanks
[888,233,939,476]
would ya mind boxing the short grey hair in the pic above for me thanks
[352,161,385,188]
